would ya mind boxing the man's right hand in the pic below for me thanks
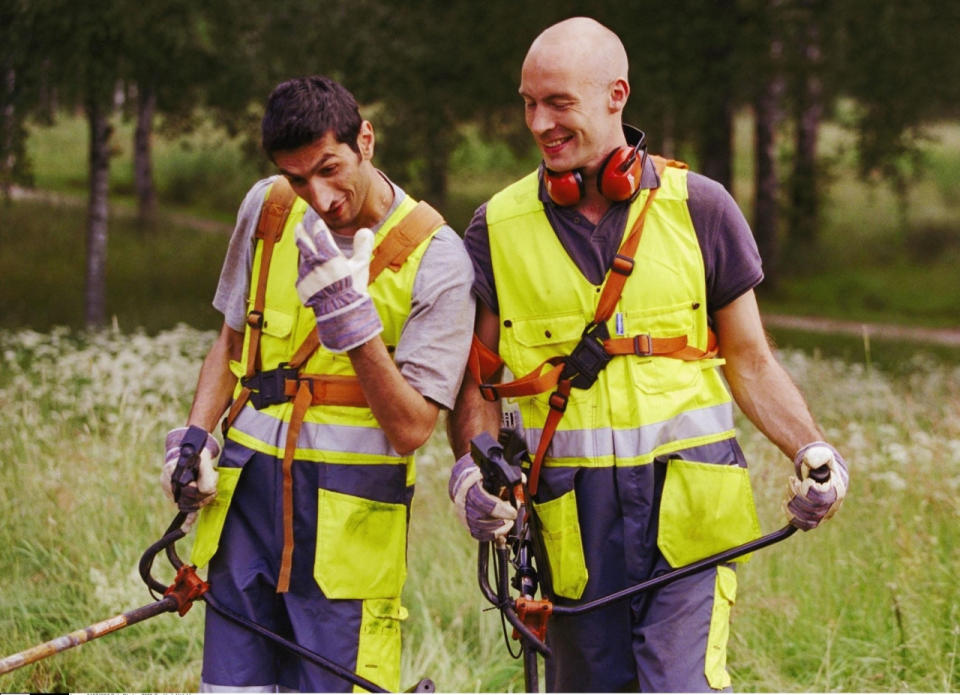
[448,452,517,544]
[161,427,221,515]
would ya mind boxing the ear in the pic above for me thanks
[608,77,629,113]
[357,120,375,161]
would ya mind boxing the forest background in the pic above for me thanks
[1,0,959,692]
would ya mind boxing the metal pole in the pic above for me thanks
[0,596,178,676]
[552,525,798,617]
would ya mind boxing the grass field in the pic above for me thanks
[0,326,957,692]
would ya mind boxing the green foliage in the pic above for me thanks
[758,257,960,329]
[0,199,225,333]
[0,327,957,691]
[24,112,266,219]
[833,0,960,183]
[729,349,960,692]
[0,326,214,692]
[150,122,267,213]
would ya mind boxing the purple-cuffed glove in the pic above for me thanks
[783,441,849,530]
[448,452,517,544]
[161,427,221,530]
[295,219,382,353]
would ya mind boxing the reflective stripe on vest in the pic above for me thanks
[487,163,735,466]
[518,400,736,467]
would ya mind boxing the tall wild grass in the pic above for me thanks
[0,326,957,692]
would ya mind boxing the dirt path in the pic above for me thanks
[762,314,960,348]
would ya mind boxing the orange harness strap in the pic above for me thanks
[369,201,444,277]
[223,178,299,435]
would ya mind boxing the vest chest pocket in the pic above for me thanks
[260,307,294,338]
[252,306,298,360]
[657,458,761,568]
[623,303,703,395]
[504,312,585,371]
[314,488,408,599]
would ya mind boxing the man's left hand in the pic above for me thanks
[295,219,382,353]
[784,441,849,530]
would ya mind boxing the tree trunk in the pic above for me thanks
[695,0,735,191]
[787,12,823,256]
[699,104,732,191]
[85,97,112,330]
[424,121,450,208]
[2,65,16,198]
[133,83,156,226]
[753,26,785,289]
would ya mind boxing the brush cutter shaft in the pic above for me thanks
[552,524,797,617]
[0,597,178,676]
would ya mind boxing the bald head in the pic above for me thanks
[519,17,631,177]
[523,17,629,91]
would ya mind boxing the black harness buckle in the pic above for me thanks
[561,321,613,389]
[242,364,298,409]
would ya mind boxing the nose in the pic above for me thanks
[305,178,337,214]
[526,104,553,137]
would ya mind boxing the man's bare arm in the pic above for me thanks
[715,290,823,459]
[348,336,440,455]
[448,302,502,457]
[187,322,244,433]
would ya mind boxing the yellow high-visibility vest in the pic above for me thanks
[487,164,736,469]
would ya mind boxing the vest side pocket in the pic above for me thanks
[532,489,589,599]
[314,488,407,599]
[189,466,243,568]
[657,459,761,568]
[705,564,737,689]
[354,597,409,692]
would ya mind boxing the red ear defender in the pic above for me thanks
[544,168,585,207]
[597,131,647,202]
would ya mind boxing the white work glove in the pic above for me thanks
[783,441,849,530]
[161,427,221,530]
[448,452,517,545]
[295,219,382,353]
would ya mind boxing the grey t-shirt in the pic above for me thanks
[213,174,475,410]
[465,157,763,316]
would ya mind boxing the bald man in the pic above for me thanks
[447,16,848,693]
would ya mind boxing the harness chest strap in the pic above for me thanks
[475,158,718,495]
[222,178,298,433]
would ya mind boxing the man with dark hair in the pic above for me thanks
[448,17,848,692]
[160,75,474,692]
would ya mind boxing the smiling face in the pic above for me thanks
[272,122,378,234]
[519,17,630,177]
[520,61,615,175]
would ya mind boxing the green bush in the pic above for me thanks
[153,123,266,214]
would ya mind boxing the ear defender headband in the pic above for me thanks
[543,129,647,207]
